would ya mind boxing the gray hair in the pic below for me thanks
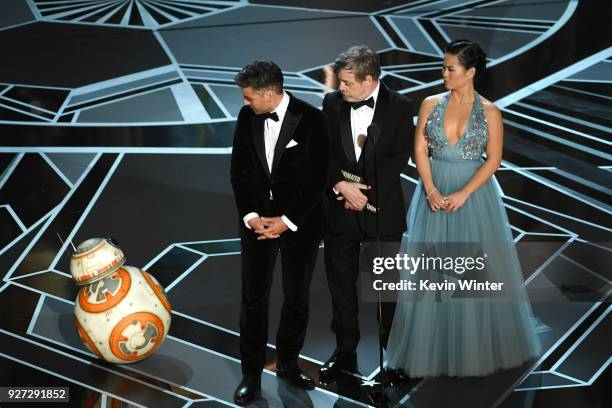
[333,45,381,81]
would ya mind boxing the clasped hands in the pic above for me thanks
[334,180,371,211]
[248,217,288,240]
[427,188,470,212]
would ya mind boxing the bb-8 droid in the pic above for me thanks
[70,238,171,364]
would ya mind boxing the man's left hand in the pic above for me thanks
[256,217,289,240]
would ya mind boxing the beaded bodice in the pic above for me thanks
[424,92,488,160]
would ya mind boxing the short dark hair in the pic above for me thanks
[333,45,381,81]
[445,39,487,79]
[234,60,283,93]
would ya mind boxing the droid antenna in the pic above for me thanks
[57,233,77,253]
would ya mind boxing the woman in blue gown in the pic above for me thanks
[386,40,541,377]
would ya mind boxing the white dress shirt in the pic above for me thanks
[243,92,298,232]
[350,81,380,161]
[332,82,380,195]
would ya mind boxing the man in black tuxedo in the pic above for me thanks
[230,60,329,405]
[319,46,414,384]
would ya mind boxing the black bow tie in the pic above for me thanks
[351,97,375,110]
[259,111,279,122]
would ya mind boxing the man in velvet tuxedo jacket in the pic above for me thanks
[230,61,329,405]
[319,46,414,384]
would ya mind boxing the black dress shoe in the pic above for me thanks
[318,349,357,384]
[384,368,409,386]
[276,361,315,390]
[234,374,261,406]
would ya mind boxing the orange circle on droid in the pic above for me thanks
[141,270,172,314]
[109,312,165,361]
[75,317,102,358]
[78,268,131,313]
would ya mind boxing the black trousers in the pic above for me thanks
[239,236,319,375]
[324,230,401,352]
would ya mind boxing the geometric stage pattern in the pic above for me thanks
[34,0,239,29]
[0,0,580,126]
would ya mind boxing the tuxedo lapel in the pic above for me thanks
[340,101,357,165]
[250,114,270,178]
[371,82,388,140]
[272,95,302,174]
[359,83,389,166]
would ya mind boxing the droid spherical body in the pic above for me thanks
[70,238,171,364]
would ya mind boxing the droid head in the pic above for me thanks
[70,238,126,285]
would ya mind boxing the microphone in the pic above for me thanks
[342,122,381,214]
[356,134,367,149]
[357,123,380,149]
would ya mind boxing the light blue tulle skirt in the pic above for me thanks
[386,157,541,377]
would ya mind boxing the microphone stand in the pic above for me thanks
[365,124,389,407]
